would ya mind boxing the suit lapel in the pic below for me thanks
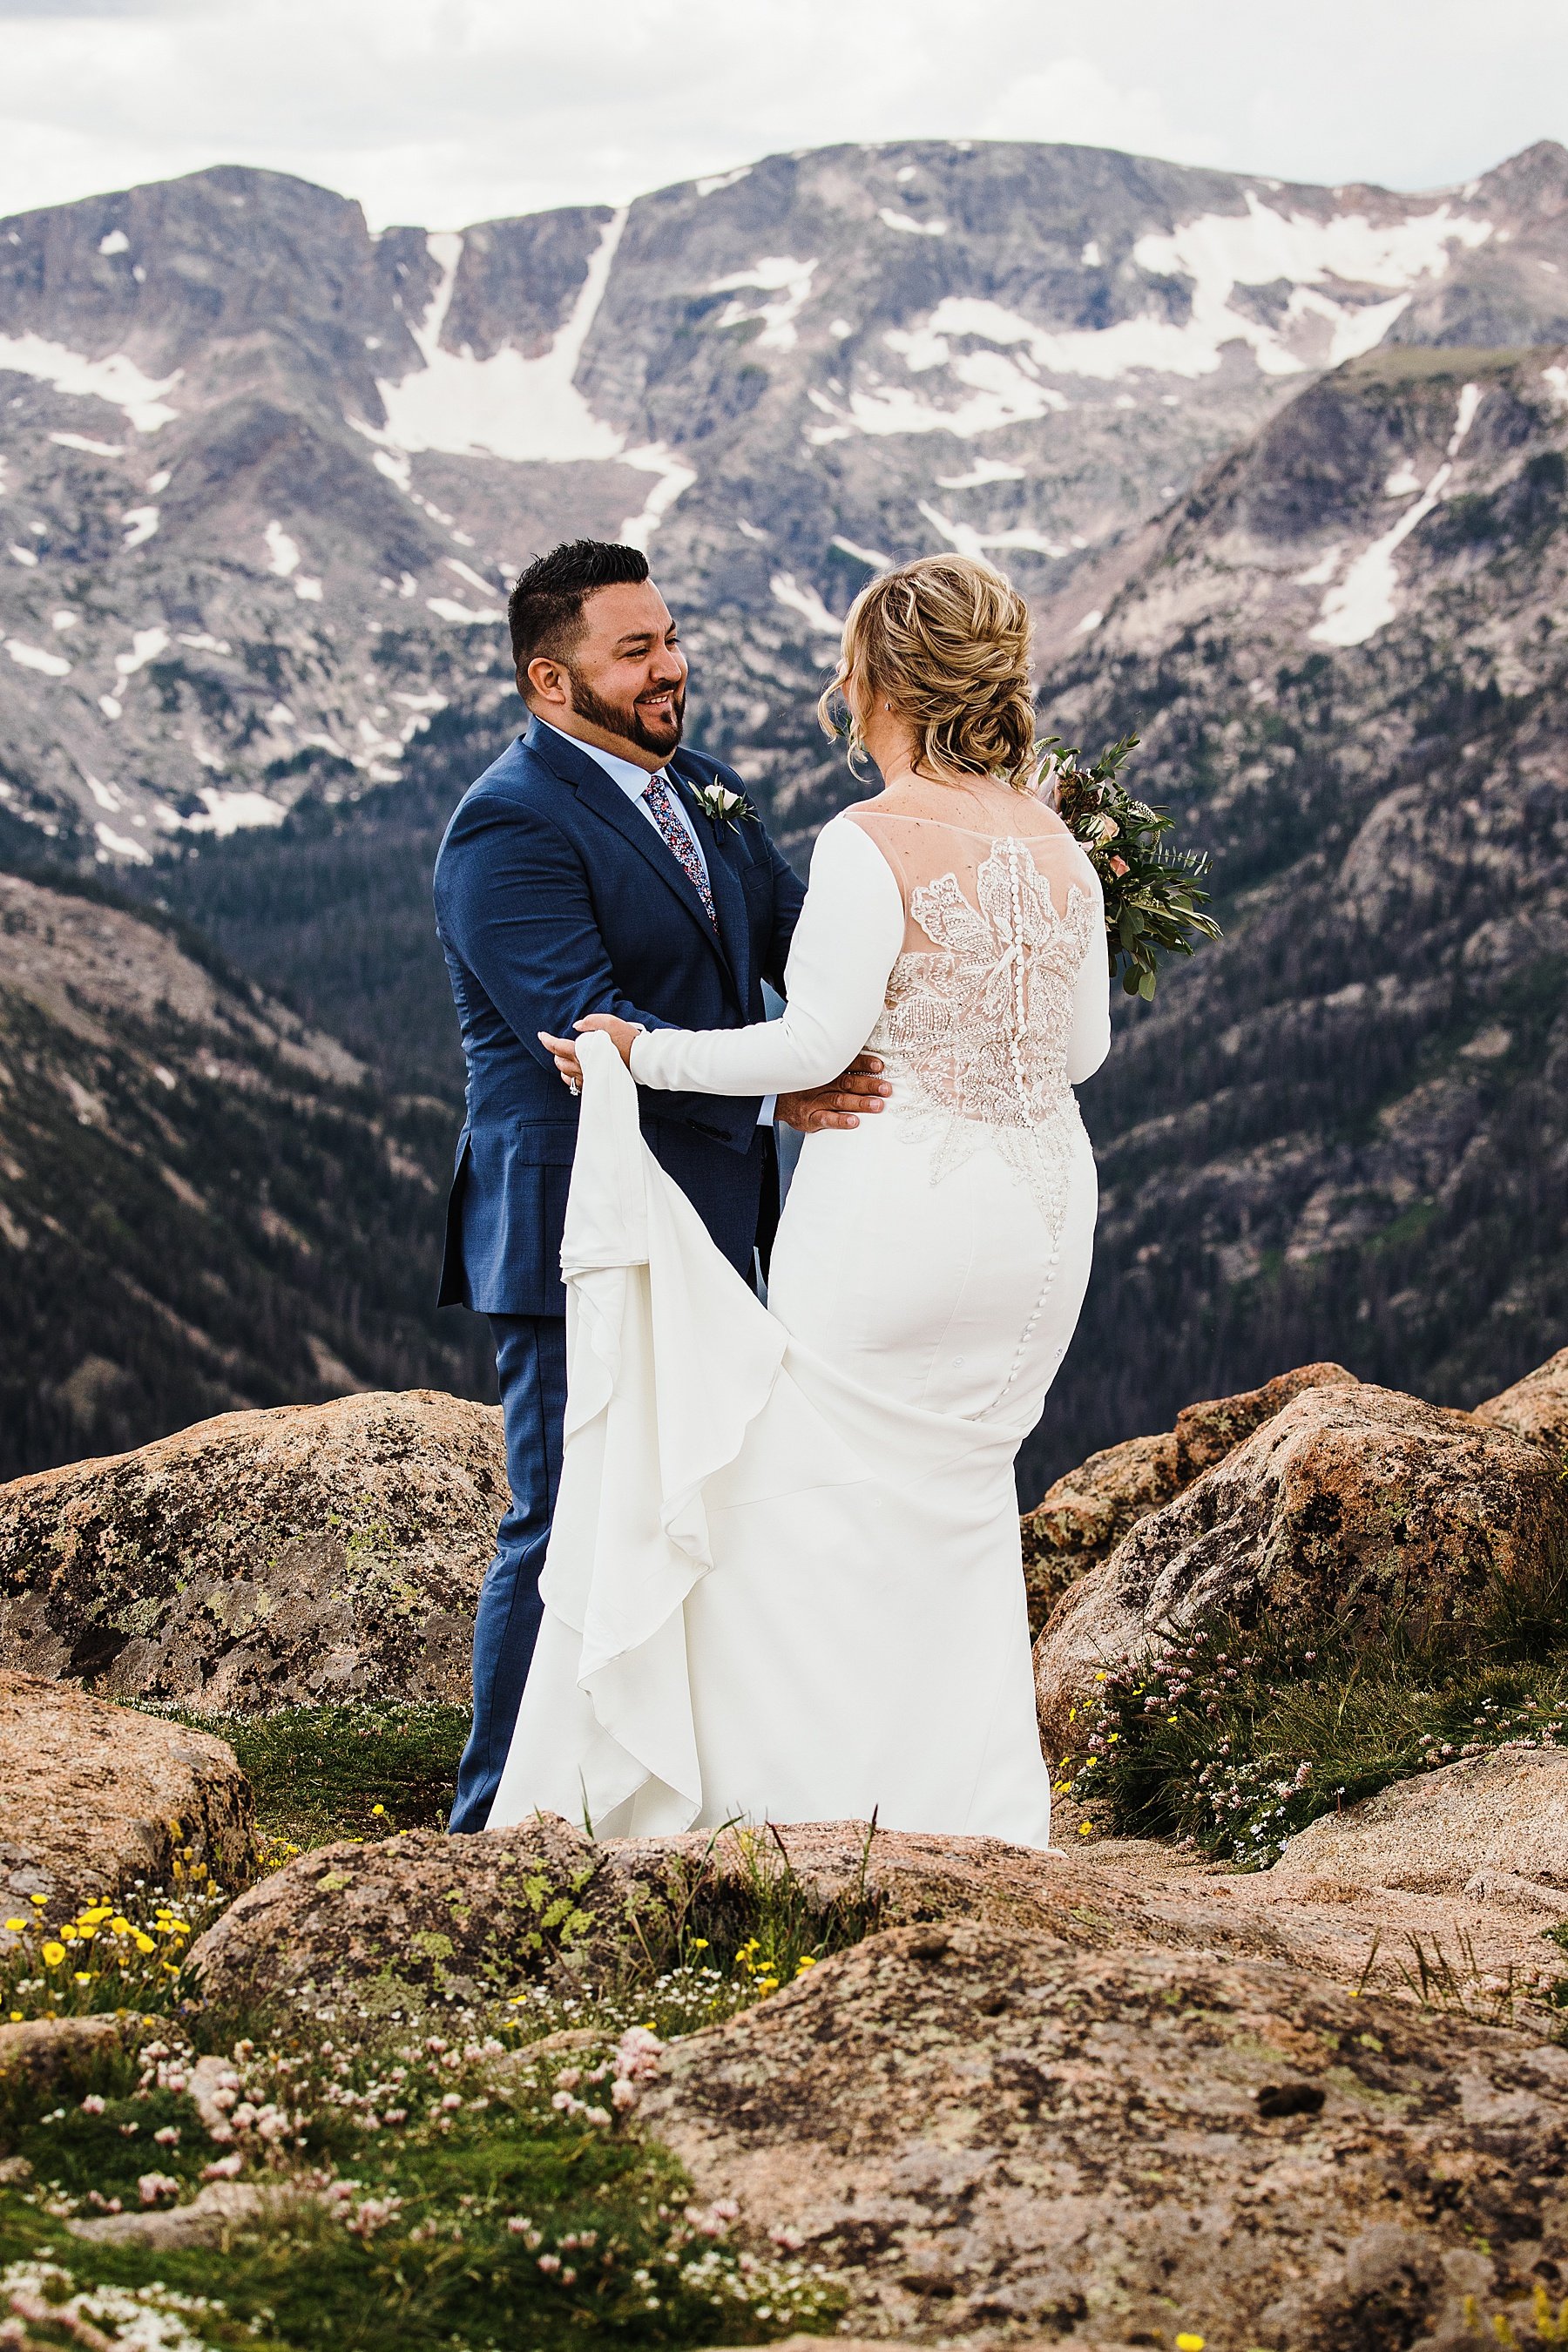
[524,717,741,998]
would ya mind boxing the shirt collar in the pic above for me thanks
[537,718,663,802]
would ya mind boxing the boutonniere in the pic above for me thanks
[690,782,756,832]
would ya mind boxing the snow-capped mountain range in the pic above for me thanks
[4,132,1568,1489]
[3,135,1567,861]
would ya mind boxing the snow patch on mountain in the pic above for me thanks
[770,572,841,636]
[50,431,125,458]
[878,208,948,237]
[618,446,697,551]
[830,534,890,569]
[426,596,502,625]
[1143,193,1492,301]
[5,638,70,677]
[816,323,1071,439]
[371,214,626,463]
[158,787,287,839]
[936,458,1026,489]
[95,820,150,862]
[892,273,1396,396]
[1311,382,1483,646]
[113,626,169,678]
[709,257,817,351]
[1130,194,1491,378]
[0,333,179,431]
[918,501,1065,561]
[265,520,301,576]
[855,199,1493,423]
[1294,544,1343,586]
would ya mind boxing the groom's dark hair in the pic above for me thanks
[509,539,651,670]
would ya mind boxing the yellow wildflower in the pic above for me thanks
[110,1917,132,1936]
[41,1942,66,1966]
[1078,1821,1093,1838]
[371,1804,386,1816]
[73,1972,92,1985]
[29,1894,46,1909]
[134,1934,156,1956]
[3,1918,24,1933]
[1176,2335,1206,2351]
[8,2011,20,2024]
[795,1955,817,1975]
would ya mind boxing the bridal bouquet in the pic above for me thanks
[1046,733,1221,1001]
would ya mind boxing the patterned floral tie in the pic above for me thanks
[643,772,719,931]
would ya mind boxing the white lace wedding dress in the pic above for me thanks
[487,798,1110,1849]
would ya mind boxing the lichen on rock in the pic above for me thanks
[1020,1362,1356,1635]
[640,1918,1568,2348]
[1035,1379,1568,1751]
[0,1389,506,1710]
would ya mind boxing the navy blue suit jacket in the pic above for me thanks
[433,715,807,1316]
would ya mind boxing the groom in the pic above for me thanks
[435,537,886,1831]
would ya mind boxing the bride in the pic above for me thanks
[488,554,1110,1850]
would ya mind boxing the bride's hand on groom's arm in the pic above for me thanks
[537,1014,643,1088]
[777,1054,889,1133]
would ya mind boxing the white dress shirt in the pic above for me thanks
[541,720,775,1125]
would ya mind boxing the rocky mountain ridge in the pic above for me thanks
[3,135,1568,1484]
[1017,336,1568,1477]
[3,137,1567,858]
[0,864,489,1478]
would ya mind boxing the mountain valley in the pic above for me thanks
[0,862,490,1480]
[2,133,1566,1484]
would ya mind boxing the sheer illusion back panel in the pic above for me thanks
[841,808,1111,1114]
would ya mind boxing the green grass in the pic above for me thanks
[0,1978,843,2349]
[1340,343,1543,386]
[0,1722,888,2345]
[152,1702,473,1854]
[1065,1540,1568,1867]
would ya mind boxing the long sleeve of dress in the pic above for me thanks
[1064,858,1112,1085]
[629,816,905,1098]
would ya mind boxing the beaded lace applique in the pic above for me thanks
[864,834,1096,1228]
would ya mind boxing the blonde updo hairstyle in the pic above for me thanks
[818,552,1040,791]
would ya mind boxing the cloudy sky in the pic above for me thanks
[1,0,1565,231]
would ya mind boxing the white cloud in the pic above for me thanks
[0,0,1561,231]
[975,55,1210,166]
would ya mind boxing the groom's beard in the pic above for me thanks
[565,665,686,758]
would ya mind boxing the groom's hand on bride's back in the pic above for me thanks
[777,1055,890,1133]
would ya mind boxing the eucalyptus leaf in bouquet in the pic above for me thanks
[1046,733,1221,1001]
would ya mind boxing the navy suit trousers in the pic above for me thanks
[448,1313,569,1833]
